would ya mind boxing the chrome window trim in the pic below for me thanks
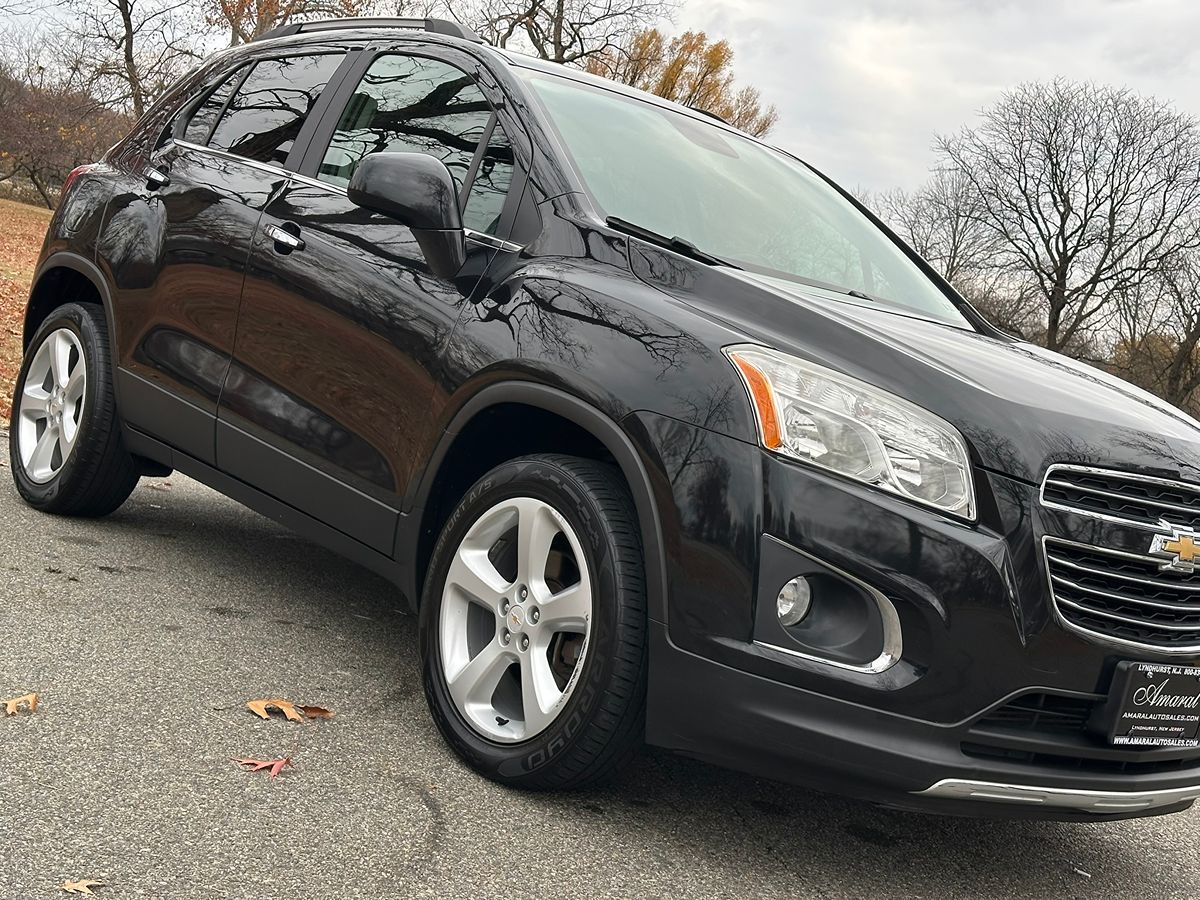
[1040,535,1200,655]
[752,536,902,675]
[463,228,523,252]
[172,140,527,252]
[1039,463,1200,532]
[916,777,1200,813]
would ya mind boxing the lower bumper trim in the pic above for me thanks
[916,778,1200,813]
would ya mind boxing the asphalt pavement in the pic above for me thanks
[2,434,1198,899]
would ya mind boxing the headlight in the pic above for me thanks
[726,344,976,519]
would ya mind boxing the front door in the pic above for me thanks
[217,48,520,554]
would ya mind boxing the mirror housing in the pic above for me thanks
[347,152,466,278]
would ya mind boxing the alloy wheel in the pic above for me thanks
[439,496,592,743]
[17,328,87,484]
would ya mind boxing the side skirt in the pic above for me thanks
[123,425,410,592]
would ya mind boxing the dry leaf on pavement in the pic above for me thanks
[60,879,104,895]
[232,756,293,778]
[246,698,302,722]
[298,705,334,719]
[4,693,38,715]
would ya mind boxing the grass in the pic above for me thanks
[0,199,53,421]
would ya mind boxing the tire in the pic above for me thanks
[9,302,139,516]
[420,453,647,790]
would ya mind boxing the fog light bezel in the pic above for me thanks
[753,535,902,675]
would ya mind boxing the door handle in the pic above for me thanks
[265,223,305,253]
[146,167,170,190]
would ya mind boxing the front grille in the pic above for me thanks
[1040,464,1200,652]
[1041,464,1200,530]
[1043,537,1200,650]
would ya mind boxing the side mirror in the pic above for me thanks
[347,152,467,278]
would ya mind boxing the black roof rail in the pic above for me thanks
[690,106,731,126]
[254,17,485,44]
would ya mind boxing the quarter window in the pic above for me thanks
[208,54,344,166]
[318,54,515,233]
[182,66,246,145]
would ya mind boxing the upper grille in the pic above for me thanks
[1041,464,1200,530]
[1044,537,1200,651]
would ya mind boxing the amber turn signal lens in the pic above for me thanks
[731,355,783,449]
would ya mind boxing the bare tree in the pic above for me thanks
[55,0,202,118]
[586,28,777,137]
[938,79,1200,353]
[0,33,130,206]
[448,0,677,66]
[204,0,361,45]
[1109,251,1200,409]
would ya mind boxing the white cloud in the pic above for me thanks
[677,0,1200,190]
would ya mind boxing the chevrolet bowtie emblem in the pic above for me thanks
[1149,521,1200,573]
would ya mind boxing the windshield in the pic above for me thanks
[521,69,970,328]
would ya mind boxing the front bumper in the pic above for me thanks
[648,621,1200,820]
[634,412,1200,819]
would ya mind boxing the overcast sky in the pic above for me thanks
[678,0,1200,192]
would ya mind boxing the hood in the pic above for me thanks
[631,244,1200,485]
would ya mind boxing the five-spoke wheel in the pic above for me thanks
[440,496,592,742]
[9,303,140,517]
[422,455,647,789]
[16,328,87,483]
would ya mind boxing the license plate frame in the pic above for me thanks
[1107,661,1200,748]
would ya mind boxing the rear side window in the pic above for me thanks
[182,66,246,145]
[208,54,344,166]
[318,54,493,190]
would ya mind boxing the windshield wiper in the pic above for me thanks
[606,216,738,269]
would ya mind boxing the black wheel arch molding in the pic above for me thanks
[400,379,670,625]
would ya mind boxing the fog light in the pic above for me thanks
[777,577,812,627]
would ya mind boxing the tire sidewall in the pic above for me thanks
[420,457,629,783]
[9,304,107,507]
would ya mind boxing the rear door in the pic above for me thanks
[99,49,348,464]
[217,44,524,554]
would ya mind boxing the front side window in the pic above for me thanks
[208,54,344,166]
[318,53,515,233]
[522,70,970,327]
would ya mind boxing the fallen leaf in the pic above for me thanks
[246,699,302,722]
[232,756,293,778]
[61,879,104,895]
[3,693,37,715]
[298,705,334,719]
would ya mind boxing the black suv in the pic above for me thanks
[14,17,1200,820]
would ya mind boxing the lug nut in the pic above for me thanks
[519,586,528,601]
[529,607,540,624]
[501,630,511,645]
[519,635,529,651]
[501,598,510,614]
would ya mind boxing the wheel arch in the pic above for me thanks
[26,252,119,365]
[403,382,669,624]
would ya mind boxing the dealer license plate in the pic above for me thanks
[1109,662,1200,748]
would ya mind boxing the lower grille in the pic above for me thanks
[1043,536,1200,652]
[974,692,1093,736]
[966,692,1200,777]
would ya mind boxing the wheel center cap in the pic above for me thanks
[507,605,526,632]
[48,395,63,417]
